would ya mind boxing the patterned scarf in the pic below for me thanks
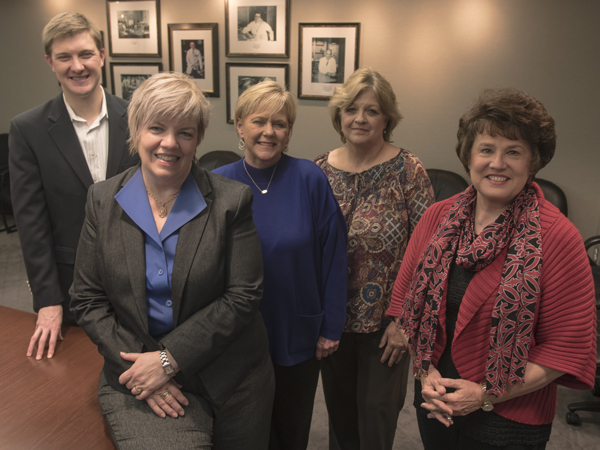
[400,183,542,395]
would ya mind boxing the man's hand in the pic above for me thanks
[27,304,64,359]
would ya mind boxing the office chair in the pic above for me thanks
[197,150,241,171]
[0,133,16,233]
[566,235,600,425]
[535,178,568,217]
[426,168,469,202]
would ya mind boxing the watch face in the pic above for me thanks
[482,402,494,412]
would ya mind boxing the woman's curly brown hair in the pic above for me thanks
[456,88,556,177]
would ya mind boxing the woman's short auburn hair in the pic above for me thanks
[456,88,556,176]
[128,72,211,154]
[234,80,296,128]
[328,67,403,144]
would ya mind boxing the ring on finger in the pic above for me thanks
[445,413,453,421]
[159,390,171,400]
[133,386,142,395]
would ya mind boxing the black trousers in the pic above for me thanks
[321,329,411,450]
[416,409,548,450]
[269,357,321,450]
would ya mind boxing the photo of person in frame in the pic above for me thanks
[182,39,204,79]
[311,38,345,84]
[121,74,151,100]
[117,10,150,39]
[238,76,276,96]
[237,6,276,41]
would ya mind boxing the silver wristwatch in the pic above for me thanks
[481,383,494,411]
[159,349,176,377]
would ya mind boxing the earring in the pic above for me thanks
[238,138,245,152]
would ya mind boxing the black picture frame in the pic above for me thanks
[298,23,360,100]
[168,23,220,98]
[225,0,290,58]
[110,62,163,100]
[106,0,161,57]
[226,63,289,123]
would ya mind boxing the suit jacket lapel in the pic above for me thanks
[105,94,129,178]
[47,93,94,189]
[118,170,150,331]
[171,165,213,326]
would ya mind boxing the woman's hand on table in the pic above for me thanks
[379,322,408,367]
[118,351,169,399]
[145,380,189,418]
[420,366,455,427]
[315,336,339,360]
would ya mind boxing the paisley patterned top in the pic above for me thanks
[315,149,434,333]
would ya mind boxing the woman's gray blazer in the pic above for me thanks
[70,163,269,408]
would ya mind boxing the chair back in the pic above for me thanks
[426,168,469,202]
[535,178,568,217]
[197,151,241,171]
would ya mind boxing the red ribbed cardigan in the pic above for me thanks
[387,184,597,425]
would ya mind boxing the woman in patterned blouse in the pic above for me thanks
[314,67,434,450]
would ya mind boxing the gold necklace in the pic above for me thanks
[146,190,179,218]
[243,158,277,194]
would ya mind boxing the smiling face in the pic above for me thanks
[341,89,388,148]
[469,133,532,213]
[236,108,291,169]
[138,117,199,188]
[45,31,104,103]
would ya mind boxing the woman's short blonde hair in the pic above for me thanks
[42,12,103,57]
[234,80,296,128]
[128,72,211,154]
[456,88,556,177]
[328,67,403,143]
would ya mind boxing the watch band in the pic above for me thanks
[481,383,494,411]
[159,349,176,377]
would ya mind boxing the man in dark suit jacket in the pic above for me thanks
[9,12,138,360]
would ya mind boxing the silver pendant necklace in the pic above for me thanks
[243,158,277,194]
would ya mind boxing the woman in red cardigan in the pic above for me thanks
[387,88,597,450]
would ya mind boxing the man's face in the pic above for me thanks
[190,42,196,49]
[326,50,332,60]
[45,31,104,101]
[254,13,262,23]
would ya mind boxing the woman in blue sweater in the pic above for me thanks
[213,81,348,450]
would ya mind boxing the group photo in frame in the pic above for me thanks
[168,23,220,97]
[110,62,163,100]
[106,0,161,57]
[225,0,289,57]
[226,63,289,123]
[298,23,360,100]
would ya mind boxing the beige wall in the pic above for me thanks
[2,0,599,238]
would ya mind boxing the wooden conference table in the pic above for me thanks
[0,306,115,449]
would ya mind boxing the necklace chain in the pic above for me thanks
[243,159,277,194]
[146,190,179,218]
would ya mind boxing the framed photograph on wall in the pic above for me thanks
[226,63,289,123]
[110,62,163,100]
[100,31,107,88]
[168,23,219,97]
[225,0,289,57]
[298,23,360,100]
[106,0,161,57]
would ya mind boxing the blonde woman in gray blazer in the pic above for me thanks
[70,73,274,449]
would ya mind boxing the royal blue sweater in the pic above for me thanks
[214,154,348,366]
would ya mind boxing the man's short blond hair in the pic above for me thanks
[43,12,103,57]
